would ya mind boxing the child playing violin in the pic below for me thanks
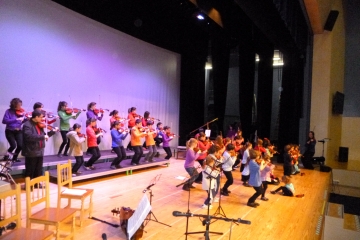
[130,119,147,165]
[221,143,237,196]
[291,145,301,175]
[84,118,103,170]
[33,102,57,125]
[66,123,86,176]
[109,110,120,129]
[57,101,81,157]
[201,153,221,209]
[247,149,266,208]
[86,102,104,149]
[194,132,212,184]
[110,121,129,169]
[161,126,173,159]
[126,107,137,151]
[183,138,203,191]
[144,120,157,163]
[2,98,26,162]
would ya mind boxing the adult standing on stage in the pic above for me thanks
[2,98,26,162]
[302,131,316,169]
[22,110,56,181]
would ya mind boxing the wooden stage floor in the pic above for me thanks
[14,158,331,240]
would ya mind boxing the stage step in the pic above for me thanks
[48,157,170,182]
[323,202,360,240]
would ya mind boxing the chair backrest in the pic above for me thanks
[25,171,50,225]
[0,183,21,229]
[57,160,73,193]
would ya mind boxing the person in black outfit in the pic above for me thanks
[283,145,293,177]
[22,110,56,181]
[302,131,316,169]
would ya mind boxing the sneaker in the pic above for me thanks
[254,202,260,206]
[57,153,62,158]
[194,180,202,184]
[221,191,229,196]
[131,163,137,166]
[63,153,68,156]
[115,165,122,169]
[75,171,82,175]
[261,197,269,201]
[89,166,96,170]
[83,166,91,171]
[247,202,257,208]
[143,160,149,163]
[270,191,276,194]
[213,197,219,203]
[72,174,77,177]
[243,183,251,187]
[201,204,213,209]
[110,165,116,169]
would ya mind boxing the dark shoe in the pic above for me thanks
[154,153,160,157]
[189,185,195,188]
[63,153,68,156]
[13,159,21,162]
[75,171,82,175]
[115,165,122,169]
[57,153,62,157]
[89,166,96,170]
[221,191,229,196]
[86,152,90,156]
[261,197,269,201]
[182,184,190,191]
[270,191,276,194]
[254,202,260,206]
[194,180,202,184]
[110,165,116,169]
[143,160,149,163]
[227,190,231,193]
[131,163,137,166]
[247,202,257,208]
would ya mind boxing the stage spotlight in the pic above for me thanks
[196,14,205,20]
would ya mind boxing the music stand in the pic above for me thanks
[143,174,171,227]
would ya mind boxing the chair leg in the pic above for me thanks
[71,215,75,240]
[80,200,85,227]
[89,193,93,218]
[56,223,60,239]
[67,198,71,208]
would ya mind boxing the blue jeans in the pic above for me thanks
[185,167,198,186]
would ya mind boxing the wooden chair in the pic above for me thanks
[0,183,53,240]
[57,160,93,227]
[26,171,77,240]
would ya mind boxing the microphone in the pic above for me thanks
[143,183,155,193]
[237,218,251,224]
[172,211,192,217]
[102,233,107,240]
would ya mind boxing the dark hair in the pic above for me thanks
[72,123,81,130]
[263,138,271,148]
[208,145,221,154]
[308,131,315,140]
[9,98,22,109]
[112,120,120,129]
[199,132,206,138]
[57,101,67,111]
[86,117,97,127]
[157,122,162,127]
[110,110,118,116]
[33,102,43,110]
[284,144,291,152]
[144,111,150,119]
[146,120,154,126]
[135,119,142,124]
[226,143,235,151]
[234,136,241,141]
[32,109,43,118]
[87,102,96,110]
[163,126,170,130]
[128,107,136,113]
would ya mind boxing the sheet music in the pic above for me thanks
[127,194,152,239]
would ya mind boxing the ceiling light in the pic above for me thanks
[196,14,205,20]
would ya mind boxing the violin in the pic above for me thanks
[15,108,31,118]
[92,126,107,134]
[65,107,85,115]
[139,127,149,132]
[46,112,58,118]
[77,133,86,138]
[147,117,161,121]
[37,122,58,131]
[133,113,143,119]
[94,108,109,115]
[167,132,180,138]
[118,127,129,133]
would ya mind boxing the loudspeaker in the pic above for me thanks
[324,10,339,31]
[320,165,332,172]
[338,147,348,162]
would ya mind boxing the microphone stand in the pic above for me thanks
[186,170,222,239]
[188,118,219,135]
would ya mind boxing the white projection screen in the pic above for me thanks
[0,0,180,155]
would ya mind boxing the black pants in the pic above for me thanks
[126,129,133,150]
[73,156,84,173]
[248,186,263,203]
[274,186,293,196]
[112,146,126,166]
[163,146,172,159]
[262,181,268,197]
[25,156,43,179]
[195,160,204,182]
[154,136,163,147]
[5,129,23,156]
[232,159,240,169]
[222,170,233,192]
[86,147,101,166]
[283,165,292,176]
[58,131,70,155]
[131,146,143,164]
[302,151,315,169]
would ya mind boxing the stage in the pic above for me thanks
[10,158,335,240]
